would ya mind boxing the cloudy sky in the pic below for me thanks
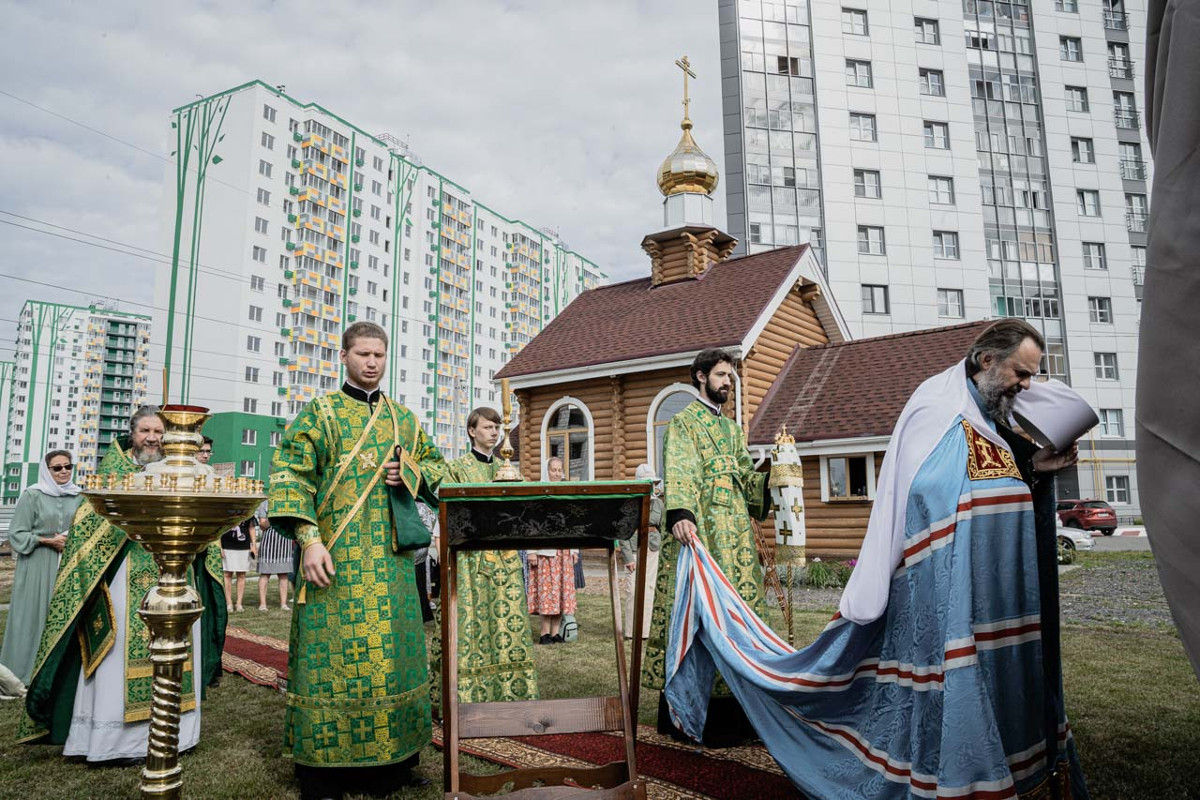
[0,0,726,361]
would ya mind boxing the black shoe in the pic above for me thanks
[551,634,564,644]
[538,634,553,645]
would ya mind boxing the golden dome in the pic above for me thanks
[657,119,719,196]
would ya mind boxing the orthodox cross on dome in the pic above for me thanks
[675,56,697,122]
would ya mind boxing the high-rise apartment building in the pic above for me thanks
[155,81,604,465]
[720,0,1146,514]
[2,301,151,502]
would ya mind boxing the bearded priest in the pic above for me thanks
[20,406,227,765]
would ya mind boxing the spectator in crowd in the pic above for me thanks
[254,501,293,611]
[526,457,579,644]
[0,450,84,685]
[221,515,257,613]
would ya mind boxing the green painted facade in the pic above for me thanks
[203,411,285,480]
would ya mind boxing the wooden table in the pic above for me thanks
[439,481,652,799]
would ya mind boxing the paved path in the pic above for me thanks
[1091,534,1151,552]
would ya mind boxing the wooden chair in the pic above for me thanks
[438,481,652,799]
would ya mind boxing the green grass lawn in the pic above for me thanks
[1,555,1198,798]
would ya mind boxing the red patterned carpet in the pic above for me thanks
[222,628,802,799]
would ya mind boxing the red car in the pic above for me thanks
[1056,499,1118,536]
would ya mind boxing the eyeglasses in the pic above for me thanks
[49,464,74,472]
[198,449,213,454]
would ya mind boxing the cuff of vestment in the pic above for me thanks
[297,523,323,551]
[665,508,696,530]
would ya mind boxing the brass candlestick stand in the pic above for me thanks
[82,405,265,799]
[492,378,523,482]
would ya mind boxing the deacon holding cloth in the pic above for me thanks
[269,321,446,800]
[643,348,773,747]
[430,406,538,708]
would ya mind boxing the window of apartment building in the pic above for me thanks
[919,68,945,96]
[367,280,378,296]
[261,132,275,150]
[857,226,886,255]
[1082,242,1108,269]
[928,175,955,204]
[1060,36,1083,61]
[854,169,881,198]
[249,275,265,292]
[1089,296,1113,323]
[846,59,873,88]
[1055,0,1078,11]
[274,342,286,357]
[777,56,801,76]
[242,429,257,446]
[245,366,260,383]
[370,205,381,221]
[1099,409,1125,437]
[933,231,960,259]
[269,431,282,447]
[368,230,380,245]
[246,335,261,352]
[263,104,276,123]
[1077,189,1101,216]
[749,223,763,244]
[372,180,382,195]
[1131,245,1146,269]
[244,397,258,413]
[937,288,964,318]
[915,17,940,44]
[256,188,271,206]
[1065,86,1089,112]
[254,217,269,235]
[275,312,287,327]
[270,401,283,417]
[849,113,878,142]
[252,246,267,263]
[248,305,263,322]
[1114,91,1138,126]
[862,284,889,314]
[1105,475,1130,504]
[239,460,257,478]
[923,121,950,148]
[842,7,868,35]
[1071,137,1095,164]
[1094,352,1119,380]
[258,159,273,178]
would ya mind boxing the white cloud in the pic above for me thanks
[0,0,727,357]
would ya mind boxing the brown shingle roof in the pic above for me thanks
[496,245,809,379]
[748,320,992,445]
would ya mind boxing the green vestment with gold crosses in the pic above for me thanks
[269,390,446,768]
[429,452,538,709]
[20,440,226,744]
[642,400,771,692]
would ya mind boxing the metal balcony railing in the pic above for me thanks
[1126,210,1149,233]
[1114,109,1140,129]
[1120,159,1148,181]
[1103,9,1129,30]
[1131,265,1145,286]
[1108,57,1134,79]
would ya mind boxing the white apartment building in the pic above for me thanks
[154,81,604,460]
[3,301,151,502]
[719,0,1146,515]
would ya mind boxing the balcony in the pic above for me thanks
[1120,159,1148,181]
[1103,9,1129,30]
[1108,57,1134,80]
[1126,210,1149,233]
[1114,109,1140,129]
[1132,265,1145,286]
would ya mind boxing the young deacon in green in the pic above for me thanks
[642,348,773,748]
[429,407,538,710]
[269,322,446,800]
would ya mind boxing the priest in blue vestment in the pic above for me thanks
[664,319,1089,800]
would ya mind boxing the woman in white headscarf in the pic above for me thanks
[0,449,84,686]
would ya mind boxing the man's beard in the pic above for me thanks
[704,378,730,406]
[975,367,1018,425]
[133,444,164,465]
